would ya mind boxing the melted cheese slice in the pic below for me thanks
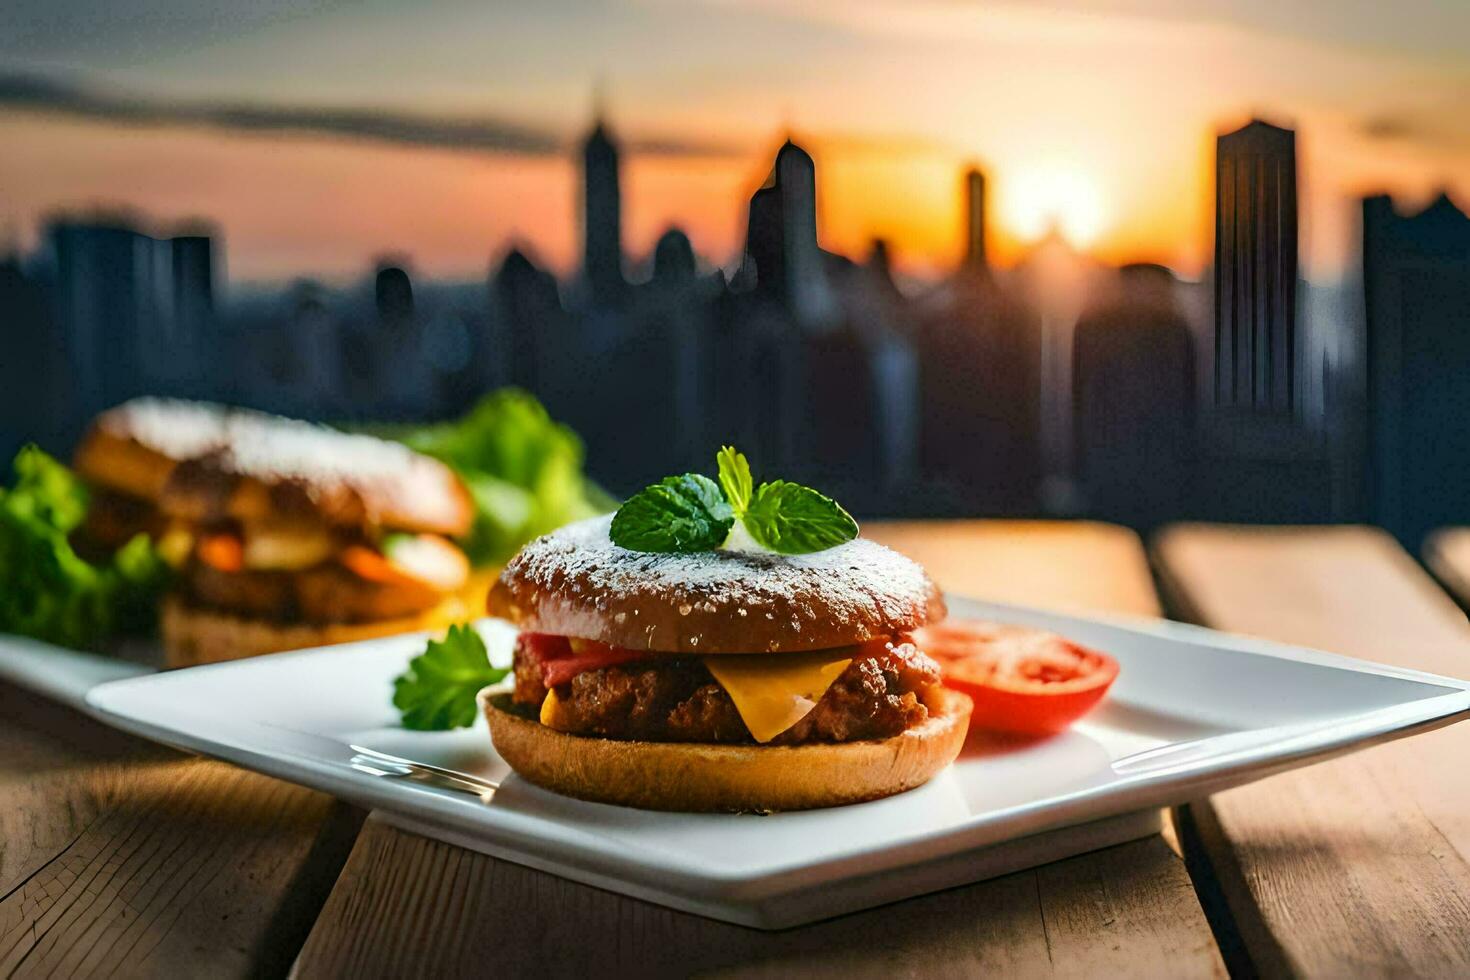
[240,521,336,571]
[702,651,853,743]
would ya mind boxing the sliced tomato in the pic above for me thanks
[914,620,1119,735]
[517,633,656,687]
[339,544,403,584]
[196,532,244,573]
[341,537,469,598]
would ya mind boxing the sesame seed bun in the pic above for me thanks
[73,398,236,503]
[159,413,473,537]
[487,515,945,654]
[75,398,473,538]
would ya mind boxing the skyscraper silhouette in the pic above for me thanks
[45,217,222,424]
[652,228,696,285]
[740,139,830,323]
[963,167,989,272]
[169,234,215,340]
[491,247,565,405]
[1073,264,1195,527]
[0,250,66,460]
[580,117,624,307]
[1213,119,1298,414]
[47,218,190,426]
[1363,192,1470,546]
[375,265,414,321]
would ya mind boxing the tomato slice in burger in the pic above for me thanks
[914,620,1119,735]
[519,633,655,688]
[197,532,244,573]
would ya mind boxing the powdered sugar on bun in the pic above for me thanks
[143,404,473,536]
[489,515,945,654]
[76,398,245,501]
[93,397,238,461]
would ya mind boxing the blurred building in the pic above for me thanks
[1072,264,1195,528]
[48,220,150,421]
[1195,119,1336,523]
[962,167,989,272]
[1363,193,1470,547]
[914,171,1040,515]
[491,247,564,399]
[335,264,432,420]
[0,250,67,460]
[43,216,219,438]
[739,140,834,326]
[1013,231,1106,514]
[169,234,215,350]
[0,116,1409,537]
[812,244,920,499]
[638,227,725,476]
[580,117,625,309]
[1213,119,1299,415]
[730,140,923,508]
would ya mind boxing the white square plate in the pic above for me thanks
[76,597,1470,928]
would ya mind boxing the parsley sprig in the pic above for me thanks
[610,446,858,555]
[392,623,509,730]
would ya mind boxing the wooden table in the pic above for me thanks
[2,520,1467,978]
[1423,526,1470,608]
[1154,524,1470,976]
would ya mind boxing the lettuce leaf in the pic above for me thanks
[398,390,613,566]
[0,446,170,649]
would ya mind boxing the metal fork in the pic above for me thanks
[347,744,500,798]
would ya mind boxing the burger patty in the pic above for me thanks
[183,559,444,624]
[513,641,943,745]
[76,489,165,554]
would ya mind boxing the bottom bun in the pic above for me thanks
[160,593,472,667]
[481,688,973,812]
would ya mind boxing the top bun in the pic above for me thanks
[74,398,237,502]
[488,515,945,654]
[159,414,473,537]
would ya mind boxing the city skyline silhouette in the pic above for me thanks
[5,105,1468,547]
[3,0,1466,282]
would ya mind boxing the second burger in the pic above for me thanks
[156,412,476,665]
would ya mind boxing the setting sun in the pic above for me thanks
[998,163,1108,249]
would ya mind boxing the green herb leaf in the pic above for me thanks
[741,480,860,554]
[610,473,733,553]
[716,445,753,516]
[392,623,509,730]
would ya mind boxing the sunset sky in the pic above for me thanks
[2,0,1467,284]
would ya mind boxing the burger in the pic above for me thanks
[72,398,235,560]
[75,397,479,666]
[482,513,971,812]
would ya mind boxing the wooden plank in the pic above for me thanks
[297,815,1214,979]
[1154,523,1470,977]
[869,520,1161,616]
[0,682,363,978]
[1423,526,1470,608]
[294,522,1224,978]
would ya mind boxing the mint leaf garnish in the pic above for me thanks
[393,623,509,730]
[742,480,859,554]
[609,473,733,553]
[716,445,753,515]
[608,447,858,556]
